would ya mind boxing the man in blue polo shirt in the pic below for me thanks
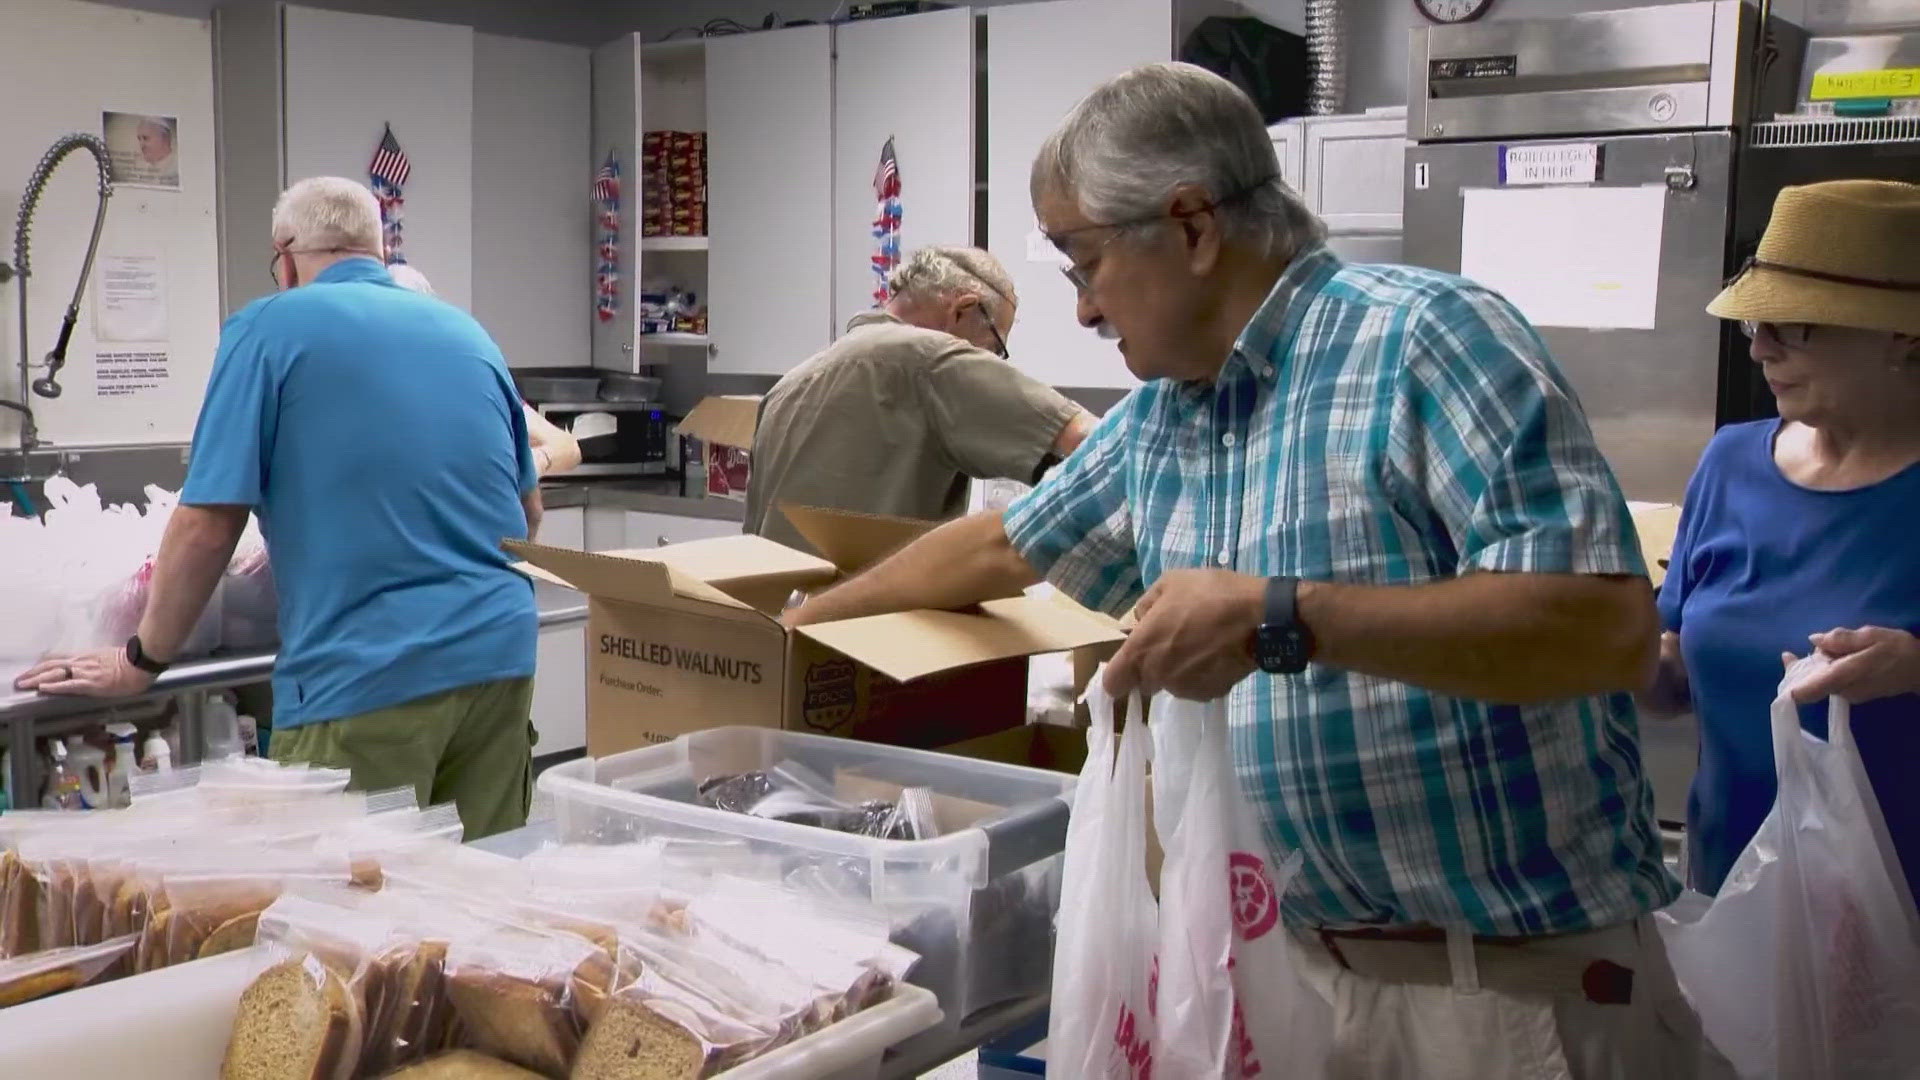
[16,176,541,837]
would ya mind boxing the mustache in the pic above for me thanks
[1094,321,1120,341]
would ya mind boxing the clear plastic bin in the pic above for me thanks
[538,727,1080,1032]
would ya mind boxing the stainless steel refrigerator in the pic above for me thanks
[1402,1,1806,503]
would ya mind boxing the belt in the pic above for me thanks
[1314,925,1636,1006]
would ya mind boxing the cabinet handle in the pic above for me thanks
[657,535,670,547]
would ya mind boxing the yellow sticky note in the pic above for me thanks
[1811,68,1920,101]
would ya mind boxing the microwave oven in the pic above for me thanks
[536,401,679,477]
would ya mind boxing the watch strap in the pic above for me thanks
[125,635,170,676]
[1265,576,1299,630]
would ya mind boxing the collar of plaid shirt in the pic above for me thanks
[1005,245,1678,936]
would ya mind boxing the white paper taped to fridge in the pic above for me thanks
[1459,185,1667,331]
[94,253,170,342]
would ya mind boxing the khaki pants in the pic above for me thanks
[269,678,535,840]
[1291,918,1703,1080]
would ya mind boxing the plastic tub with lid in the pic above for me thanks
[538,726,1079,1033]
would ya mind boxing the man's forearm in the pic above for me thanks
[1300,571,1659,704]
[522,488,545,542]
[136,505,249,661]
[788,511,1040,626]
[1636,632,1692,718]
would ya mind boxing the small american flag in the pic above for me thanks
[368,125,410,265]
[871,137,901,307]
[593,154,621,205]
[369,125,411,188]
[594,150,621,323]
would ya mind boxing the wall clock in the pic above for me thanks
[1415,0,1497,24]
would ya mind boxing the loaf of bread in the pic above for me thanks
[445,969,578,1078]
[569,995,708,1080]
[221,955,362,1080]
[199,912,264,959]
[0,963,81,1007]
[383,1049,548,1079]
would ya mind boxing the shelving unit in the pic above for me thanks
[641,235,709,252]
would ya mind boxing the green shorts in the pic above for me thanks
[269,677,535,840]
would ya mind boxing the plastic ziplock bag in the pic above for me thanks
[1047,673,1158,1079]
[1150,691,1328,1079]
[0,933,137,1008]
[1657,653,1920,1079]
[696,760,939,841]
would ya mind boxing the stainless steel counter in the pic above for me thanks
[2,580,588,806]
[540,479,745,523]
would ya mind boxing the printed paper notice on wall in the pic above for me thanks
[94,253,169,342]
[1500,143,1601,186]
[94,349,171,399]
[1460,185,1666,331]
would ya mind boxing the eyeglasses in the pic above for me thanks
[979,307,1010,359]
[269,245,378,287]
[1740,321,1816,348]
[1049,175,1280,294]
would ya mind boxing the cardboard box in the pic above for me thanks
[678,395,759,502]
[1629,501,1682,589]
[508,509,1126,758]
[940,722,1088,776]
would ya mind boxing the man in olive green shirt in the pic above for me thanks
[744,246,1093,553]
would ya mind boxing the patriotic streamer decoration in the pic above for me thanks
[871,137,901,307]
[593,151,622,323]
[368,125,411,265]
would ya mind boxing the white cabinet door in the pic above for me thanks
[986,0,1171,390]
[590,34,642,372]
[707,26,833,375]
[282,8,474,309]
[531,624,586,757]
[831,8,975,333]
[539,506,585,550]
[1269,119,1308,199]
[584,507,626,552]
[1303,112,1407,235]
[622,510,740,549]
[473,32,591,372]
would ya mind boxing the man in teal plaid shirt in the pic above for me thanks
[789,63,1698,1077]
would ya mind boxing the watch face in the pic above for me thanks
[1415,0,1495,24]
[1256,625,1311,675]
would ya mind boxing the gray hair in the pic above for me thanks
[388,263,434,296]
[271,176,382,253]
[887,246,1018,319]
[1032,61,1324,260]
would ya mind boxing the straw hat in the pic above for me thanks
[1708,179,1920,338]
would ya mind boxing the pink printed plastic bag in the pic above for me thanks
[1150,691,1330,1078]
[1048,679,1158,1079]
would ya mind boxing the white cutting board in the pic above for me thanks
[0,946,273,1078]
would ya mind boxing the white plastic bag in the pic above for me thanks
[1150,692,1330,1078]
[1658,653,1920,1079]
[1049,677,1158,1079]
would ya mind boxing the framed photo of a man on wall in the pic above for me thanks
[102,111,180,190]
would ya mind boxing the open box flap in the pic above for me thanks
[638,534,839,610]
[508,536,831,615]
[1628,501,1682,589]
[676,395,761,449]
[780,503,942,577]
[795,595,1128,683]
[506,541,675,608]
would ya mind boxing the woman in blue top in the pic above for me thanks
[1642,180,1920,906]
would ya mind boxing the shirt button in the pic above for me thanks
[1221,433,1236,448]
[1262,364,1275,378]
[1216,550,1230,566]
